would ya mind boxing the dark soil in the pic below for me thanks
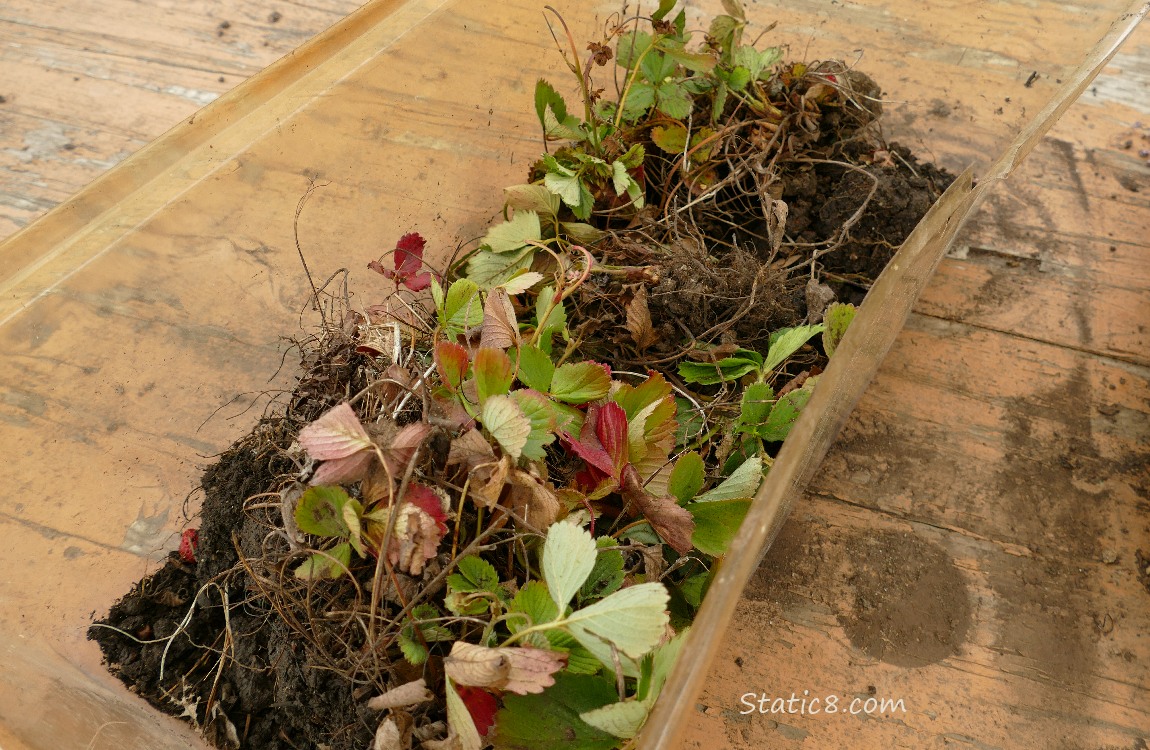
[91,440,375,750]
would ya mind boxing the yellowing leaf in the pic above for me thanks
[565,583,670,660]
[444,678,483,750]
[579,699,651,739]
[542,521,597,611]
[294,541,352,580]
[651,124,688,153]
[295,485,352,537]
[480,395,532,461]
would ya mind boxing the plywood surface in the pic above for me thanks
[685,37,1150,750]
[0,0,1146,748]
[0,0,362,240]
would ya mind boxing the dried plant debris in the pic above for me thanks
[90,2,952,748]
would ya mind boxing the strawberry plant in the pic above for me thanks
[90,2,952,748]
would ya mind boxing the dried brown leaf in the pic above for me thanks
[372,718,405,750]
[447,428,495,470]
[382,422,432,477]
[507,469,560,531]
[621,464,694,555]
[357,322,399,361]
[624,286,658,351]
[469,455,511,509]
[443,642,511,689]
[480,287,519,350]
[443,642,566,695]
[368,678,434,712]
[387,503,444,576]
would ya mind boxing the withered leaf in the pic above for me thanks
[624,286,658,351]
[447,428,495,471]
[299,402,373,461]
[383,422,432,477]
[376,485,449,576]
[371,718,404,750]
[310,450,375,486]
[469,455,511,509]
[621,464,694,555]
[507,469,560,531]
[479,287,520,350]
[368,678,434,712]
[444,642,566,696]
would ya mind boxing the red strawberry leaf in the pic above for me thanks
[456,685,499,737]
[394,232,426,276]
[370,232,433,291]
[593,401,629,477]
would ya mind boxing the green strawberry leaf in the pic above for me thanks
[757,381,815,442]
[668,451,705,504]
[688,498,751,556]
[295,485,352,538]
[492,673,618,750]
[481,395,532,461]
[694,453,762,502]
[822,302,856,358]
[551,361,611,404]
[763,324,825,373]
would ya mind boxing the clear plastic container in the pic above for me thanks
[0,0,1143,747]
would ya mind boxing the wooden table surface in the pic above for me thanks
[0,1,1146,748]
[0,0,362,241]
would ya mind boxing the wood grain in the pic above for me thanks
[0,0,1145,748]
[0,0,360,239]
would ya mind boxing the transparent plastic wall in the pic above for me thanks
[0,0,1143,747]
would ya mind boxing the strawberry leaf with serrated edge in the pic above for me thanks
[551,361,611,404]
[295,485,352,537]
[480,395,532,461]
[688,498,751,556]
[473,347,514,404]
[435,341,470,392]
[298,402,372,461]
[509,389,558,462]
